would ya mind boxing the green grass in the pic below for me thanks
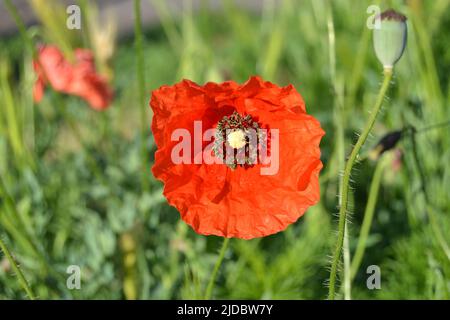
[0,0,449,299]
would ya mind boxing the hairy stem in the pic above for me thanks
[328,69,393,299]
[343,225,351,299]
[204,238,230,300]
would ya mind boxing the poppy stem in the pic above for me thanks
[328,68,393,300]
[204,237,230,300]
[350,155,387,282]
[133,0,150,191]
[0,233,35,300]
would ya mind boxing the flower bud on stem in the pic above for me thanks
[328,9,407,299]
[374,9,407,70]
[328,69,393,300]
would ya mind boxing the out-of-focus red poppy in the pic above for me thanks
[33,45,113,110]
[150,76,324,239]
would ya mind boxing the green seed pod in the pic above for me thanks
[373,9,407,70]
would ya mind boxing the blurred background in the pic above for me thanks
[0,0,449,299]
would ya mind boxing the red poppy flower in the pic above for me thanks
[150,76,324,239]
[33,45,113,110]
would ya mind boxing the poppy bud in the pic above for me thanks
[373,9,407,70]
[369,130,403,160]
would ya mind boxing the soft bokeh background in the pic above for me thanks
[0,0,449,299]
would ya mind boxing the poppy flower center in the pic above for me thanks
[227,130,247,149]
[213,111,266,169]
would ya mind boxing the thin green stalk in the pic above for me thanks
[77,0,91,49]
[416,120,450,133]
[409,132,450,261]
[0,60,24,162]
[134,0,146,119]
[4,0,40,170]
[260,0,288,79]
[150,0,182,52]
[3,0,38,170]
[27,0,73,59]
[0,236,35,299]
[3,0,35,56]
[326,0,337,90]
[326,0,350,299]
[350,156,386,281]
[411,7,444,118]
[319,0,345,185]
[328,69,393,300]
[343,225,351,300]
[204,237,230,300]
[134,0,149,191]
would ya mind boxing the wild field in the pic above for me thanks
[0,0,449,299]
